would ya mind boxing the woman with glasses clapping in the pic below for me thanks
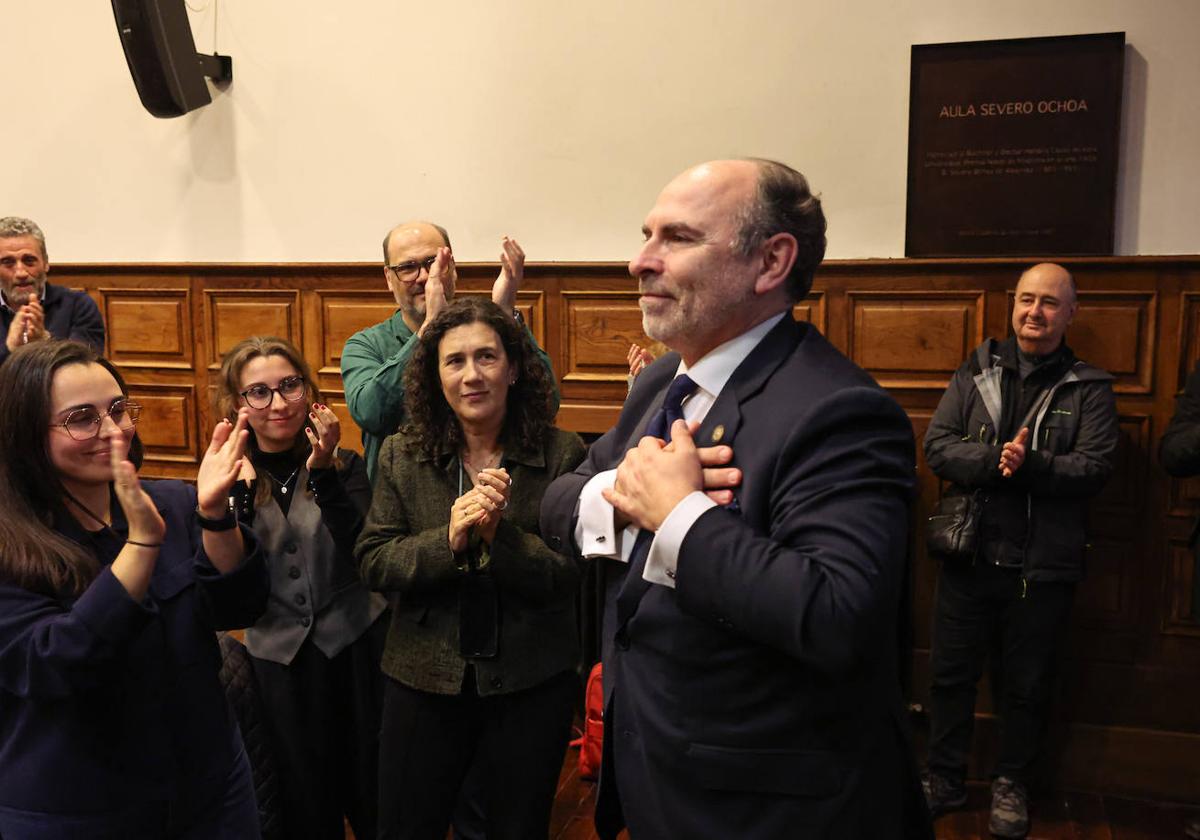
[0,340,268,839]
[214,336,387,840]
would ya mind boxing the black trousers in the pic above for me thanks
[377,668,576,840]
[926,560,1075,786]
[250,613,388,840]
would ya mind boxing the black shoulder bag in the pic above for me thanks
[926,377,1057,562]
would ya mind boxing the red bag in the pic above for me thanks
[577,663,603,780]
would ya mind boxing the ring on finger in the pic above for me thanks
[498,500,508,511]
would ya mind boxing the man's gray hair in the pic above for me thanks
[0,217,48,261]
[733,159,826,302]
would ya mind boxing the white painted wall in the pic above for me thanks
[5,1,1198,262]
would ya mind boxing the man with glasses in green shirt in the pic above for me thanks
[341,221,556,482]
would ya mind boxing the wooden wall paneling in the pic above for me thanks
[792,291,827,335]
[1159,289,1200,639]
[203,288,302,370]
[556,290,646,434]
[100,286,193,370]
[125,382,197,463]
[516,290,545,346]
[559,290,648,387]
[1060,291,1157,394]
[905,409,939,653]
[449,288,548,348]
[1163,540,1200,637]
[970,717,1200,804]
[846,290,986,389]
[1077,415,1151,647]
[1166,470,1200,519]
[1165,292,1200,525]
[1176,292,1200,391]
[312,290,395,378]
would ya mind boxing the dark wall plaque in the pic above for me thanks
[906,32,1124,257]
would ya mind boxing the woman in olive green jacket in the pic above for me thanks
[356,298,585,840]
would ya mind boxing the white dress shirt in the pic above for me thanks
[575,313,786,588]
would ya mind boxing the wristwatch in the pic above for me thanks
[511,308,524,326]
[195,505,237,531]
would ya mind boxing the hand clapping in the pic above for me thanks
[305,403,340,470]
[196,410,251,518]
[448,467,512,553]
[419,247,456,336]
[491,236,525,314]
[999,427,1030,478]
[4,300,46,351]
[110,430,166,546]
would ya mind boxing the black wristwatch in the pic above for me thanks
[196,505,237,531]
[511,308,524,326]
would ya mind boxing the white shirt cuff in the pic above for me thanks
[575,470,638,561]
[643,491,718,588]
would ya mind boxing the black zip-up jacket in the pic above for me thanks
[924,337,1119,582]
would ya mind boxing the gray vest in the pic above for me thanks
[244,469,386,665]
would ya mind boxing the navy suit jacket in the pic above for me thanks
[0,282,105,365]
[0,481,268,838]
[541,316,932,839]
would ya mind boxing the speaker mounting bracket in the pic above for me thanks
[196,52,232,85]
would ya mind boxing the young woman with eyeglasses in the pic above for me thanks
[214,336,387,840]
[0,339,268,839]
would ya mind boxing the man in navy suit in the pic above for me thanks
[541,159,931,839]
[0,216,104,365]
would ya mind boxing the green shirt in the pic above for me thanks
[340,309,559,482]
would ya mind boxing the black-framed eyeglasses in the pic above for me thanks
[385,254,437,285]
[53,398,142,441]
[239,376,306,410]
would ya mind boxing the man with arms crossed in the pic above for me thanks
[541,159,930,839]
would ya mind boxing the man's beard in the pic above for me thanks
[5,273,46,308]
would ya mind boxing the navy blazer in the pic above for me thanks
[541,317,932,839]
[0,282,105,364]
[0,480,268,838]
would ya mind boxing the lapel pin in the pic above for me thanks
[711,425,725,444]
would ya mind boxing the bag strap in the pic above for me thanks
[1017,386,1055,433]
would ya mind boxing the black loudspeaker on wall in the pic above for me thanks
[111,0,232,118]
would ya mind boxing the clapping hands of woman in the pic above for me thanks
[448,468,511,553]
[196,410,251,572]
[305,404,340,470]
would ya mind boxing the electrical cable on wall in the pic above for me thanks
[183,0,219,52]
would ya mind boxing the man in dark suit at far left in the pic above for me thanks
[0,216,104,365]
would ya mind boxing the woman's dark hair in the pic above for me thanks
[403,298,555,458]
[215,335,324,505]
[0,340,144,597]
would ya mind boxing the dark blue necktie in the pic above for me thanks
[614,374,698,632]
[644,374,696,442]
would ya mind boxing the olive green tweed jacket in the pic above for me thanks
[356,426,586,696]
